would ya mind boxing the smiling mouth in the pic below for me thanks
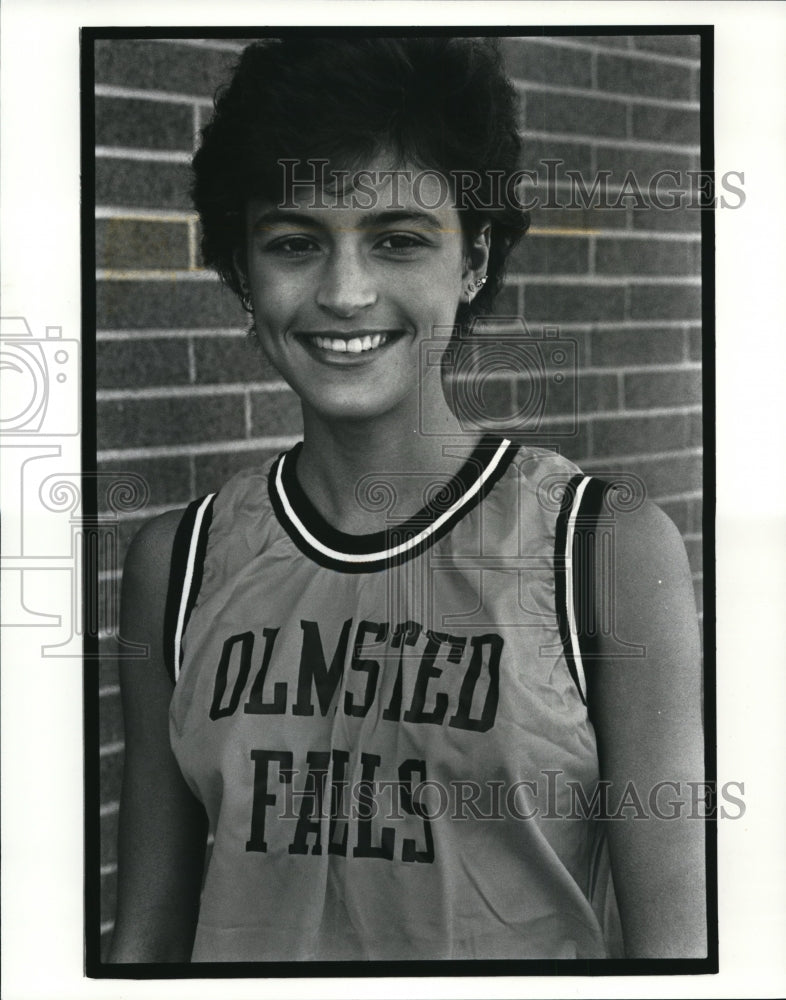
[301,331,397,356]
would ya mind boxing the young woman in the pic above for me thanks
[108,37,706,963]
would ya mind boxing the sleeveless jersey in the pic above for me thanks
[167,435,623,961]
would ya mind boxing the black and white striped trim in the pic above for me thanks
[554,474,608,704]
[163,493,216,684]
[268,435,519,573]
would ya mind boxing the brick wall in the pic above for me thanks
[94,33,704,954]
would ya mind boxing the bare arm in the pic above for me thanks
[107,510,208,963]
[587,500,707,958]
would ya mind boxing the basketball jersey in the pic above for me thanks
[166,434,623,961]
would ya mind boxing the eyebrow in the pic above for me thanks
[251,209,449,234]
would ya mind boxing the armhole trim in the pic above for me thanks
[162,493,216,685]
[555,474,607,705]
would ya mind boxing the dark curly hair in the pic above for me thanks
[192,36,529,322]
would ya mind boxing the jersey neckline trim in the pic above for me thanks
[267,434,518,573]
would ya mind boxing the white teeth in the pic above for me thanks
[311,332,391,353]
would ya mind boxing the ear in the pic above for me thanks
[462,221,491,283]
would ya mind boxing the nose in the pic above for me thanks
[315,247,377,318]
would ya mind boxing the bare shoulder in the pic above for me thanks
[123,507,186,587]
[610,496,690,575]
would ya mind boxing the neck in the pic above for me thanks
[295,399,485,534]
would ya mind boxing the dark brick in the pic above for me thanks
[583,451,702,499]
[94,39,239,97]
[194,449,281,496]
[517,423,591,464]
[99,690,123,747]
[96,219,190,270]
[101,746,124,807]
[193,334,280,383]
[249,389,304,437]
[100,925,114,961]
[596,147,699,187]
[97,338,190,389]
[623,369,702,409]
[693,577,704,617]
[501,38,593,88]
[657,497,692,534]
[595,237,699,276]
[684,537,703,576]
[99,456,193,510]
[525,283,626,323]
[97,279,246,330]
[632,105,700,147]
[101,869,118,926]
[689,412,703,447]
[632,34,701,59]
[589,327,685,367]
[628,283,702,322]
[508,236,589,276]
[591,413,691,457]
[96,159,193,210]
[689,327,703,361]
[525,91,628,139]
[447,374,520,430]
[574,35,632,49]
[631,205,702,233]
[529,205,631,231]
[99,656,119,690]
[98,455,192,509]
[101,807,119,867]
[95,96,193,151]
[520,138,594,186]
[596,52,694,100]
[491,282,520,316]
[97,393,247,449]
[570,373,619,414]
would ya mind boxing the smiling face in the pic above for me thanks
[243,161,487,428]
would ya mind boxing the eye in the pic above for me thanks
[376,232,429,253]
[266,235,320,256]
